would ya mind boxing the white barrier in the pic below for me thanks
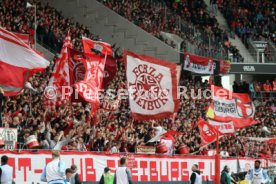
[0,151,274,183]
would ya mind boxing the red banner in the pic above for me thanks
[197,119,220,146]
[103,55,117,88]
[183,52,214,74]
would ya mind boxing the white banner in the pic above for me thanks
[124,51,178,120]
[1,151,274,183]
[0,128,17,150]
[184,57,214,74]
[208,119,235,134]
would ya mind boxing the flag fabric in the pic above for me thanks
[207,85,256,129]
[102,55,117,88]
[197,118,220,146]
[124,51,179,120]
[82,36,113,56]
[0,27,49,96]
[246,137,276,144]
[13,32,30,46]
[45,32,72,107]
[183,52,214,74]
[208,119,235,134]
[73,53,106,115]
[68,48,86,102]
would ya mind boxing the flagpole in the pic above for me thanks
[215,133,221,184]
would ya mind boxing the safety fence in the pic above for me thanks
[0,150,275,183]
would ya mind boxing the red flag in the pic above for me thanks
[197,118,220,146]
[207,85,257,128]
[0,28,49,96]
[183,52,214,74]
[45,32,72,107]
[82,36,113,56]
[74,53,106,115]
[103,55,116,88]
[124,51,179,120]
[68,48,86,102]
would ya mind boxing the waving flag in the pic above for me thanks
[207,85,256,128]
[13,32,30,46]
[45,32,72,107]
[208,119,235,134]
[82,36,113,56]
[124,51,179,120]
[0,27,49,96]
[183,52,214,74]
[74,53,106,115]
[198,119,220,146]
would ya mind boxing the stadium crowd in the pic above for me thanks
[220,0,276,45]
[99,0,244,62]
[0,0,275,158]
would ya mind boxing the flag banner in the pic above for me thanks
[82,36,113,56]
[45,33,72,107]
[183,52,214,74]
[74,53,106,117]
[245,137,276,144]
[124,51,179,120]
[103,55,117,88]
[176,64,182,84]
[68,48,86,102]
[207,85,256,129]
[0,27,49,96]
[208,119,235,134]
[197,118,220,146]
[13,32,30,46]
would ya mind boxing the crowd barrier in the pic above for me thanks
[0,150,275,183]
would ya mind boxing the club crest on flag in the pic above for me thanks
[235,98,255,118]
[203,124,215,137]
[93,43,103,52]
[129,64,170,110]
[73,62,86,82]
[124,51,179,120]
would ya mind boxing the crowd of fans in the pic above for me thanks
[99,0,244,62]
[0,0,275,158]
[220,0,276,45]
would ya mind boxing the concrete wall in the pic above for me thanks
[41,0,179,63]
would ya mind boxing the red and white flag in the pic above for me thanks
[45,32,72,107]
[124,51,179,120]
[208,119,235,134]
[0,27,49,96]
[82,36,113,56]
[13,32,30,46]
[74,53,106,115]
[197,118,220,146]
[183,52,214,74]
[207,85,256,128]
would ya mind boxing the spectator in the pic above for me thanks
[190,164,202,184]
[65,168,73,184]
[99,167,114,184]
[0,155,13,184]
[70,164,82,184]
[114,157,132,184]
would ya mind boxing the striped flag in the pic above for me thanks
[0,27,49,96]
[45,32,72,108]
